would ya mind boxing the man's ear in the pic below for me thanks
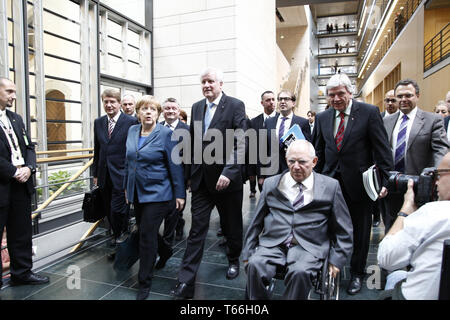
[312,156,318,167]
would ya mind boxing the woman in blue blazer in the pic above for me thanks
[124,95,185,300]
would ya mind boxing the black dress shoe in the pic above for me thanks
[170,282,194,299]
[155,248,173,270]
[347,276,363,295]
[137,287,150,300]
[10,272,50,286]
[107,252,116,261]
[116,232,129,244]
[226,262,239,280]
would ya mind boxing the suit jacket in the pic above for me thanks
[314,100,393,202]
[242,171,353,270]
[383,108,449,175]
[445,116,450,133]
[124,123,185,203]
[160,120,190,182]
[0,110,36,207]
[92,113,138,190]
[188,92,247,194]
[263,113,312,176]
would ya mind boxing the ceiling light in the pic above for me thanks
[280,35,285,39]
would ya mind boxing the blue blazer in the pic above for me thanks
[124,123,186,204]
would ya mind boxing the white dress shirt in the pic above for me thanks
[278,171,314,207]
[263,110,277,123]
[0,109,25,166]
[205,92,223,121]
[165,119,179,131]
[384,109,399,118]
[333,100,353,137]
[275,112,293,139]
[391,107,418,165]
[377,201,450,300]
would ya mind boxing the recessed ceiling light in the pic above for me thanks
[280,35,285,39]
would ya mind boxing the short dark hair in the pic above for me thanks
[278,90,296,102]
[395,79,420,95]
[307,110,316,116]
[261,90,274,100]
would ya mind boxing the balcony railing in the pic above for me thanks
[424,23,450,72]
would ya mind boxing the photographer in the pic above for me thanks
[377,152,450,300]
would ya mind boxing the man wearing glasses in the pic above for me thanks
[260,90,311,183]
[383,79,449,233]
[381,90,399,118]
[378,152,450,300]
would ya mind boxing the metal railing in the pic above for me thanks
[424,23,450,72]
[1,148,109,278]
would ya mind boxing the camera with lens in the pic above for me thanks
[387,167,438,206]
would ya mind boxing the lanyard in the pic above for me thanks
[0,118,19,152]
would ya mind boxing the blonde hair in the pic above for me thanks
[135,95,162,116]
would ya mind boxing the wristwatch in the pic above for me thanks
[26,165,36,174]
[397,212,409,218]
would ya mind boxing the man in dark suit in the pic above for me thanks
[313,73,393,295]
[159,97,190,254]
[171,67,247,299]
[261,90,312,183]
[92,89,138,250]
[121,94,136,117]
[248,91,278,194]
[0,77,49,287]
[383,79,449,230]
[381,90,399,118]
[243,140,353,299]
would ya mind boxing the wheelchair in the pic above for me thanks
[245,254,340,300]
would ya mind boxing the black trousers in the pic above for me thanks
[134,198,174,289]
[178,182,243,285]
[162,205,184,245]
[335,173,374,277]
[0,180,33,280]
[101,169,129,239]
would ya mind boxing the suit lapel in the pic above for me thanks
[407,109,424,150]
[271,172,294,210]
[340,100,358,151]
[385,112,400,144]
[324,108,335,144]
[139,123,160,150]
[207,94,226,129]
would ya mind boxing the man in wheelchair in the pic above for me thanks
[242,140,353,300]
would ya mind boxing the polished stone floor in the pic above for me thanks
[0,186,386,300]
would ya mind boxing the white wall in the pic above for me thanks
[153,0,276,119]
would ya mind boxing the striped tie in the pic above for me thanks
[335,112,345,151]
[278,116,287,147]
[284,183,304,247]
[394,114,409,172]
[108,118,115,139]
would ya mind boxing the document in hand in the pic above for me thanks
[363,165,382,201]
[280,124,305,150]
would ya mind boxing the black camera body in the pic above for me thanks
[387,167,438,206]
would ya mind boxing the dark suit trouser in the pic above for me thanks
[101,169,129,239]
[0,181,33,279]
[162,205,184,245]
[247,245,322,300]
[134,199,173,289]
[178,182,243,285]
[335,173,373,276]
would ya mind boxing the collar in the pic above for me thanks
[208,92,223,107]
[386,109,399,116]
[264,110,277,120]
[335,99,353,118]
[285,170,314,191]
[400,106,418,120]
[166,118,179,129]
[280,111,293,120]
[108,112,121,123]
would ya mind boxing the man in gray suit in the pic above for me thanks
[383,79,449,228]
[242,140,353,300]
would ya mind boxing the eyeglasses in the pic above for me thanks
[384,99,397,103]
[436,168,450,179]
[278,97,292,102]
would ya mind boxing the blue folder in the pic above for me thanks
[280,124,305,149]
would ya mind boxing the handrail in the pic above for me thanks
[70,220,103,253]
[36,148,93,155]
[424,23,450,71]
[32,158,93,219]
[37,154,93,164]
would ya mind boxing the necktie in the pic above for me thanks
[108,118,115,138]
[278,116,287,147]
[284,183,304,247]
[204,102,214,134]
[394,114,409,172]
[166,123,172,130]
[335,112,345,151]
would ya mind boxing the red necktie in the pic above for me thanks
[335,112,345,151]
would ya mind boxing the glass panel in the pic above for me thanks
[7,0,12,18]
[44,78,81,102]
[29,74,36,97]
[43,10,80,42]
[107,55,124,76]
[7,20,13,43]
[101,0,146,26]
[107,37,122,57]
[46,122,83,142]
[43,0,80,23]
[29,97,38,142]
[106,18,122,40]
[43,33,81,62]
[127,62,141,82]
[44,55,80,82]
[45,101,82,122]
[8,45,14,69]
[127,29,140,48]
[128,46,139,62]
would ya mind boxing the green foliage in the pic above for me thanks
[36,170,87,199]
